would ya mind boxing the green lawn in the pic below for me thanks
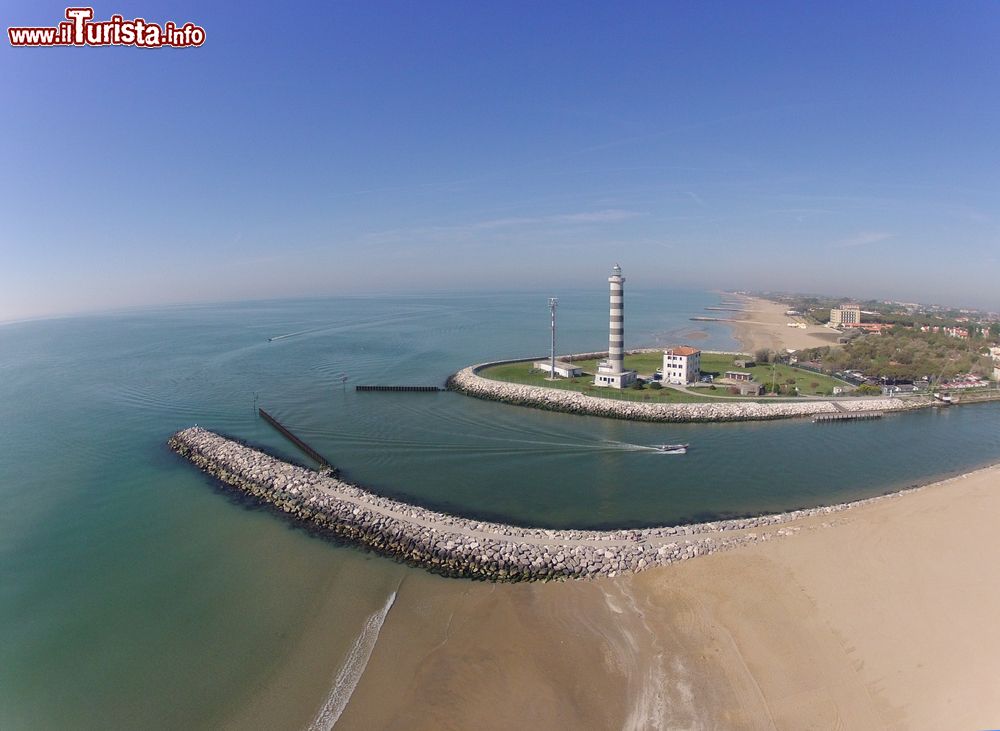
[698,353,843,395]
[478,358,748,403]
[478,352,846,401]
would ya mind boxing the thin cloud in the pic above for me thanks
[552,209,641,223]
[685,191,708,209]
[363,209,644,244]
[834,231,896,248]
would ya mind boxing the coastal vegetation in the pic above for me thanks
[799,330,995,382]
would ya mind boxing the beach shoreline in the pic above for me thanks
[723,293,842,353]
[172,425,983,582]
[331,460,1000,729]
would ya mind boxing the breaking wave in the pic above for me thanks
[307,590,398,730]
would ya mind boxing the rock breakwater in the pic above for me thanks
[170,426,916,582]
[447,354,930,423]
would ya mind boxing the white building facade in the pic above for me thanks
[534,360,582,378]
[662,346,701,385]
[830,304,861,328]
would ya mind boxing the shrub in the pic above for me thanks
[649,381,662,390]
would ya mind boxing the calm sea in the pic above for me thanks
[2,290,999,728]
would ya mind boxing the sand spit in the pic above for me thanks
[171,426,935,582]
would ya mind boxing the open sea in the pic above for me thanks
[2,289,1000,729]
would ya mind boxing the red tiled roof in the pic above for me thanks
[666,346,701,356]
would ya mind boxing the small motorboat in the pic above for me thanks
[656,443,689,454]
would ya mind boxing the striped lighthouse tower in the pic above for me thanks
[595,264,637,389]
[608,263,625,373]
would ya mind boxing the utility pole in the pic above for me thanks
[548,297,558,380]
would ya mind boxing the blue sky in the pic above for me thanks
[3,1,1000,320]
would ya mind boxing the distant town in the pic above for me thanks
[750,291,1000,396]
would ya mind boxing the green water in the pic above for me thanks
[1,290,999,728]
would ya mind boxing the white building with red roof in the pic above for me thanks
[663,346,701,385]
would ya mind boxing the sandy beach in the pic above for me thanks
[727,295,841,353]
[334,463,1000,730]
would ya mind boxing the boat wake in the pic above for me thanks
[307,589,398,731]
[602,440,670,453]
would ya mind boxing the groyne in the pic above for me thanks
[170,426,920,582]
[356,385,443,392]
[447,352,930,423]
[258,407,331,469]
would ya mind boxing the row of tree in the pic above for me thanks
[799,329,995,382]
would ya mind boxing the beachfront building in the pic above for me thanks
[534,360,582,378]
[662,346,701,385]
[595,264,637,389]
[829,304,862,328]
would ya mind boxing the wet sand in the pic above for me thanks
[336,464,1000,730]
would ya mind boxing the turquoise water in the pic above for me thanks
[2,290,1000,728]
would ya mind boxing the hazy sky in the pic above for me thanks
[3,1,1000,321]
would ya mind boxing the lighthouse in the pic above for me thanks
[594,264,637,389]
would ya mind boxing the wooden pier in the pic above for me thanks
[813,410,883,423]
[355,385,442,392]
[258,408,331,468]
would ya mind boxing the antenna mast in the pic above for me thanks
[548,297,558,380]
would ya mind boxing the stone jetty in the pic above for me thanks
[170,426,916,582]
[447,352,930,423]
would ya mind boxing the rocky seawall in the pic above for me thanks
[170,426,916,582]
[447,353,930,423]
